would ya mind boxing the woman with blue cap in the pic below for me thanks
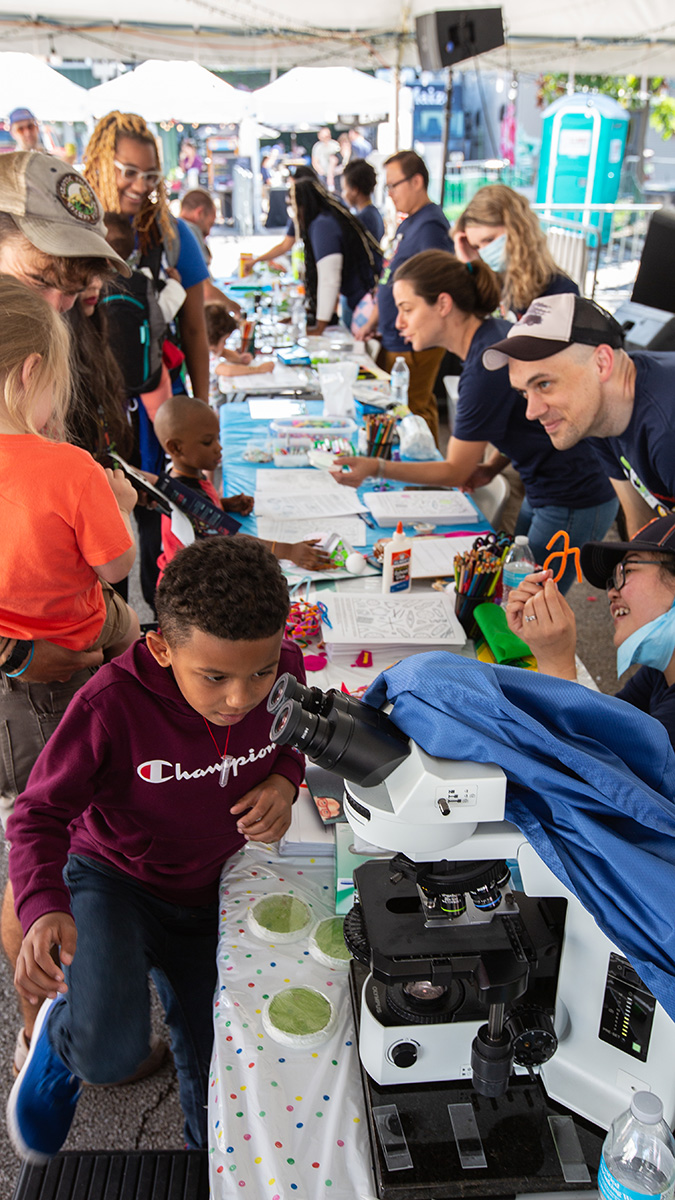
[506,515,675,746]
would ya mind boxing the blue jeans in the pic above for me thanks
[515,496,619,595]
[49,855,218,1149]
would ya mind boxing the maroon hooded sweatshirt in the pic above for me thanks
[8,638,305,934]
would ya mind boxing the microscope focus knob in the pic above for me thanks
[389,1041,418,1069]
[506,1007,558,1067]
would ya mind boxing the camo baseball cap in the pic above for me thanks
[0,151,130,275]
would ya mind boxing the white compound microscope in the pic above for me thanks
[269,675,675,1199]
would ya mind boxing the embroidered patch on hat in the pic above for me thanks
[56,174,99,224]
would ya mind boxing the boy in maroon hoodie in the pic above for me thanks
[6,536,305,1163]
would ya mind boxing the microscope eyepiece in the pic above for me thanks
[269,676,411,787]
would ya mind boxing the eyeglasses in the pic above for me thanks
[605,558,665,592]
[386,176,413,193]
[114,161,163,188]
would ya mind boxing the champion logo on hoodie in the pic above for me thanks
[137,743,276,784]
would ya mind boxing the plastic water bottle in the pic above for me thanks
[598,1092,675,1200]
[501,535,535,609]
[291,294,307,342]
[390,356,410,407]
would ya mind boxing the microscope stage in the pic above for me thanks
[349,962,604,1200]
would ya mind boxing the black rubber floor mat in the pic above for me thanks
[11,1150,209,1200]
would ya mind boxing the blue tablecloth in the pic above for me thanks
[218,400,491,553]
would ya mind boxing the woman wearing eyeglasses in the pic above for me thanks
[506,516,675,747]
[84,112,209,404]
[83,112,210,608]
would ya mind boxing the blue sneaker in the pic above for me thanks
[7,995,81,1163]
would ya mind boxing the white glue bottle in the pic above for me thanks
[381,522,412,594]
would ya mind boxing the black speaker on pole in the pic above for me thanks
[631,206,675,316]
[415,8,505,71]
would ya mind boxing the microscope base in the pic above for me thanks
[349,962,604,1200]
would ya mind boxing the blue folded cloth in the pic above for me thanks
[365,653,675,1021]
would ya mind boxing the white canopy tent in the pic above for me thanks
[87,59,246,123]
[0,2,673,75]
[248,67,395,129]
[0,51,91,122]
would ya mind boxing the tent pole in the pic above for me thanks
[439,69,453,207]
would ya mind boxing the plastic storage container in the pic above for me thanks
[501,535,535,608]
[389,356,410,407]
[598,1092,675,1200]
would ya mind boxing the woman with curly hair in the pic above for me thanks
[291,176,381,334]
[452,183,578,317]
[83,111,209,401]
[83,111,211,607]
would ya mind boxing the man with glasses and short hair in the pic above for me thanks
[505,514,675,749]
[354,150,452,443]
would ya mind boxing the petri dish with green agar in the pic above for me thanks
[247,892,312,943]
[308,916,351,970]
[262,986,337,1048]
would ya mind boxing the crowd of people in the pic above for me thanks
[3,102,675,1172]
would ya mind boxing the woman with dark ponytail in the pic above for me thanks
[335,250,618,593]
[291,176,380,334]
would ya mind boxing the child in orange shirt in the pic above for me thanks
[0,276,140,661]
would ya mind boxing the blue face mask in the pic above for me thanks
[478,232,507,273]
[617,598,675,676]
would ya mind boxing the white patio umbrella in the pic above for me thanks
[0,52,92,123]
[248,67,394,130]
[87,59,246,125]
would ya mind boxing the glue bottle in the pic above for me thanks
[599,1092,675,1200]
[381,522,412,594]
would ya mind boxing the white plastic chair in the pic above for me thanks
[470,474,511,528]
[443,375,460,433]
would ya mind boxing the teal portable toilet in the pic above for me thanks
[536,94,630,243]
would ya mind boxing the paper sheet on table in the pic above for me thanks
[223,364,313,394]
[248,398,308,420]
[364,488,479,526]
[256,516,367,546]
[411,535,478,578]
[255,468,341,493]
[281,560,379,583]
[321,591,466,653]
[254,490,367,520]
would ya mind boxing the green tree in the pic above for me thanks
[536,73,675,140]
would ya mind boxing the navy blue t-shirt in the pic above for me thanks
[308,210,373,310]
[454,318,616,509]
[378,203,452,352]
[616,667,675,750]
[356,204,384,243]
[514,272,578,318]
[589,353,675,513]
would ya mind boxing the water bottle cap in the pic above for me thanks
[630,1092,664,1124]
[514,536,530,546]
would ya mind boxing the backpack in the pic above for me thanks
[100,269,167,399]
[100,212,182,399]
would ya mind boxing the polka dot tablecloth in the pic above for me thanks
[210,844,377,1199]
